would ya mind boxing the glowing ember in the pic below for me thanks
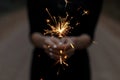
[82,10,89,15]
[44,8,71,38]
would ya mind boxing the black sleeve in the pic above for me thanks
[27,0,103,41]
[78,0,103,40]
[27,0,46,35]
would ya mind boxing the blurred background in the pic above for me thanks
[0,0,120,80]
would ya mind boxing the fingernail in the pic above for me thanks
[49,48,52,51]
[59,42,62,45]
[53,45,57,48]
[49,52,53,56]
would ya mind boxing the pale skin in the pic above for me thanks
[31,32,91,60]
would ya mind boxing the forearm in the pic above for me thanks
[72,34,92,50]
[31,32,45,48]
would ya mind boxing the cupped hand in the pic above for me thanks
[56,37,75,59]
[43,36,62,60]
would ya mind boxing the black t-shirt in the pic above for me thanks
[27,0,103,79]
[27,0,102,39]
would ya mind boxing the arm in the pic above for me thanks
[71,0,103,50]
[58,0,103,58]
[27,0,61,60]
[27,0,44,48]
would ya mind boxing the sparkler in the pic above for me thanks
[44,6,89,65]
[43,0,89,75]
[44,8,73,66]
[44,8,71,38]
[44,8,89,66]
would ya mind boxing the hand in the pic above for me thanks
[43,36,61,60]
[57,37,75,58]
[43,34,91,60]
[57,34,91,58]
[70,34,91,50]
[32,33,91,60]
[31,33,60,60]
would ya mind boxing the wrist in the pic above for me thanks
[31,32,45,48]
[72,34,91,50]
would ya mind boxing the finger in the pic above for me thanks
[65,48,75,58]
[48,48,60,54]
[51,49,66,55]
[51,37,68,50]
[61,37,68,44]
[44,38,56,48]
[50,37,60,45]
[64,38,74,51]
[44,38,54,45]
[54,38,71,50]
[64,42,71,51]
[44,47,61,55]
[46,51,59,60]
[56,45,65,50]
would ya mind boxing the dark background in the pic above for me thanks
[0,0,120,80]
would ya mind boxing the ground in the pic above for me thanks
[0,3,120,80]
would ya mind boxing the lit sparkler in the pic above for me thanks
[44,8,73,66]
[43,0,89,75]
[44,8,71,38]
[44,7,89,67]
